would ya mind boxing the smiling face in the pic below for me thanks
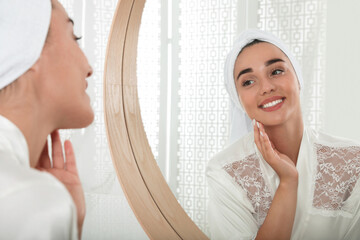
[234,42,302,126]
[35,0,94,129]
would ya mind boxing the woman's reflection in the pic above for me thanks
[207,29,360,239]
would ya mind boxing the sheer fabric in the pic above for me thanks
[223,153,272,225]
[313,144,360,212]
[207,127,360,239]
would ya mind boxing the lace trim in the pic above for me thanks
[313,143,360,211]
[223,153,272,225]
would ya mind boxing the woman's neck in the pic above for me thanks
[264,117,304,165]
[0,93,55,168]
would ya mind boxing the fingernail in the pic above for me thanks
[260,131,264,137]
[256,121,260,129]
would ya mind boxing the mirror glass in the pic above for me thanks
[137,0,360,234]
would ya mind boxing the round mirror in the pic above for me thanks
[105,0,360,238]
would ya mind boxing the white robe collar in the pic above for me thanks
[0,114,29,167]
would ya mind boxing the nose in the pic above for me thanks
[87,65,93,78]
[259,77,275,95]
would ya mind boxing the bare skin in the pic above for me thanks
[234,42,303,239]
[36,131,85,239]
[254,121,298,240]
[0,0,92,238]
[234,42,303,164]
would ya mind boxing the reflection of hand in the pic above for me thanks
[253,120,298,240]
[253,120,298,184]
[36,130,85,239]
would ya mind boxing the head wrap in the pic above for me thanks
[0,0,52,90]
[224,29,303,144]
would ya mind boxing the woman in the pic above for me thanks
[207,29,360,239]
[0,0,92,239]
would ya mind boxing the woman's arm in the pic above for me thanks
[207,164,260,239]
[253,121,298,240]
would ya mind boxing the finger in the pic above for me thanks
[253,120,263,153]
[258,125,268,159]
[257,121,268,154]
[267,137,279,154]
[270,140,276,150]
[51,130,65,169]
[259,124,277,163]
[64,140,78,174]
[36,141,51,169]
[273,148,281,156]
[258,122,276,152]
[261,130,273,154]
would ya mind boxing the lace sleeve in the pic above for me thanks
[223,153,272,226]
[207,158,259,240]
[313,143,360,213]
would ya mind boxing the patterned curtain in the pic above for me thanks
[258,0,327,129]
[139,0,327,235]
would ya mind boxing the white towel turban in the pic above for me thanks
[224,29,303,144]
[0,0,51,90]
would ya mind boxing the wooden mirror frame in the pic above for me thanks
[104,0,208,239]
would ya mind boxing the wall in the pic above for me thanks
[324,0,360,141]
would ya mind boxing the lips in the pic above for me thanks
[258,96,285,109]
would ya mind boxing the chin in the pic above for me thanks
[62,107,94,129]
[79,108,95,128]
[257,113,287,127]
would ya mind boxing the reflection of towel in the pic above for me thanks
[0,0,51,89]
[224,29,304,144]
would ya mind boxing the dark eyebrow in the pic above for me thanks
[236,58,285,80]
[265,58,284,66]
[236,68,253,80]
[68,18,74,25]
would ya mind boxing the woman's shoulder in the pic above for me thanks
[309,127,360,148]
[207,131,256,170]
[308,128,360,216]
[0,163,77,239]
[0,159,72,204]
[308,127,360,176]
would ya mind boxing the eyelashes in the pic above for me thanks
[242,80,254,87]
[271,69,284,75]
[240,68,285,87]
[74,35,82,41]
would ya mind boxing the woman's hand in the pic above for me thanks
[253,120,298,240]
[253,120,298,184]
[35,130,85,239]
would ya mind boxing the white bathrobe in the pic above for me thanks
[207,127,360,240]
[0,115,77,239]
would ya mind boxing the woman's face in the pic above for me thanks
[234,42,301,126]
[36,0,94,129]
